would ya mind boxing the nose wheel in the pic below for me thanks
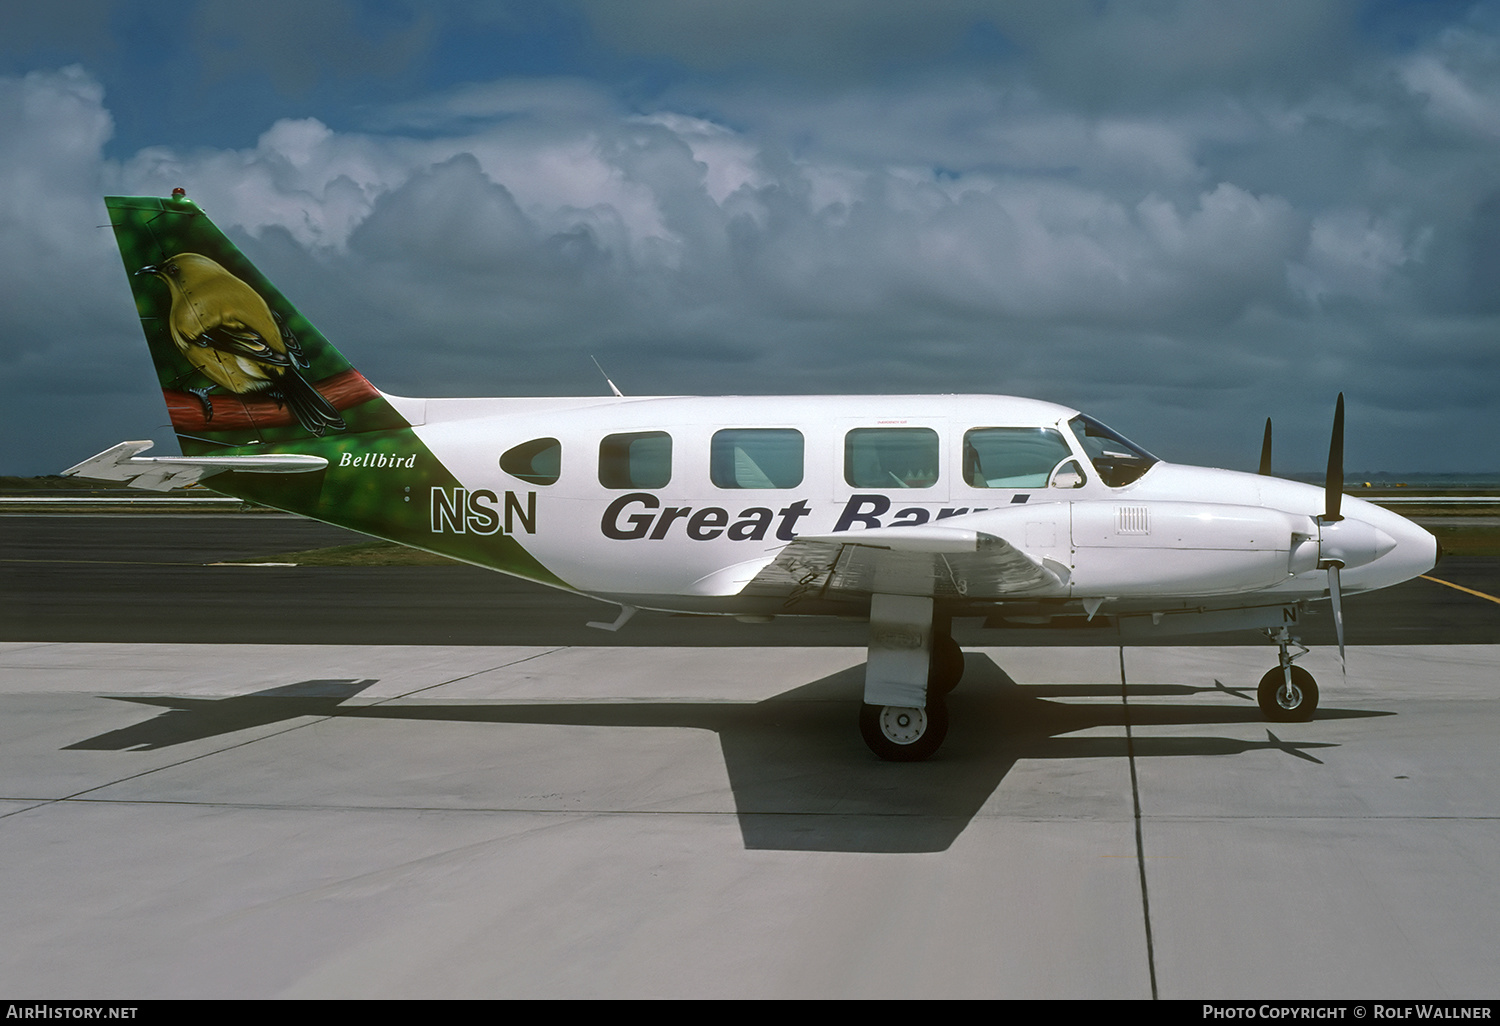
[1257,665,1319,721]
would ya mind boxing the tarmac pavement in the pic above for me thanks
[1,639,1497,999]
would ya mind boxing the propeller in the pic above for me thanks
[1320,393,1347,672]
[1324,393,1344,524]
[1264,393,1378,681]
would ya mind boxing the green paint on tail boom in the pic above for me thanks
[204,429,569,588]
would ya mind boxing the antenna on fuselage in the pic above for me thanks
[590,355,624,398]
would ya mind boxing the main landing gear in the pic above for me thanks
[1258,625,1320,722]
[860,701,949,762]
[859,596,965,762]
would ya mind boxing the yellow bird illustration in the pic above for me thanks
[138,252,344,434]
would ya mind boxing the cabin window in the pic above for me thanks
[499,437,561,486]
[963,428,1075,488]
[844,428,940,489]
[599,431,672,488]
[711,429,804,489]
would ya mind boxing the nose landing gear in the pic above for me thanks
[1258,625,1319,722]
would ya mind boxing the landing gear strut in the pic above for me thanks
[859,596,964,762]
[1258,625,1319,722]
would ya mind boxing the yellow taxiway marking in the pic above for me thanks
[1421,575,1500,606]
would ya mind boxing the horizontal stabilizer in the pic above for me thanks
[63,440,328,492]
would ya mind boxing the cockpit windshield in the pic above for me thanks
[1067,415,1159,487]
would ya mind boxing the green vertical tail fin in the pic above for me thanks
[106,193,407,454]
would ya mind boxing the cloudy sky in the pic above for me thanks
[2,0,1498,477]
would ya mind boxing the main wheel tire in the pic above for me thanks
[1257,666,1319,722]
[860,699,949,762]
[929,633,965,696]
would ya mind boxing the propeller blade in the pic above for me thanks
[1327,562,1346,676]
[1324,393,1344,522]
[1258,418,1273,476]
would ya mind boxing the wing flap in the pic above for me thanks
[740,525,1066,603]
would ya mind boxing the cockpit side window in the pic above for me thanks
[963,428,1075,488]
[1067,415,1158,487]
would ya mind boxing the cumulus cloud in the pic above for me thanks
[0,67,172,470]
[3,5,1500,474]
[1402,24,1500,140]
[0,67,127,355]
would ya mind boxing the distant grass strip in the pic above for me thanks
[1424,521,1500,557]
[248,541,462,566]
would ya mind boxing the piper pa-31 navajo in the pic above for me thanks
[67,191,1439,761]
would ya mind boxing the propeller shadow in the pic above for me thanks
[65,658,1385,853]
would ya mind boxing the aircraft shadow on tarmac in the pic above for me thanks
[66,657,1390,853]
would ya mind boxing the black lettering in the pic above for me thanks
[890,507,930,527]
[729,507,773,541]
[432,487,465,533]
[936,507,970,520]
[650,506,693,540]
[833,494,888,532]
[775,499,813,540]
[467,489,501,535]
[687,506,729,540]
[602,492,659,540]
[505,490,536,534]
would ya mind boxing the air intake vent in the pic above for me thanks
[1116,506,1150,535]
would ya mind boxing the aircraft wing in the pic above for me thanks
[62,440,328,492]
[736,522,1068,603]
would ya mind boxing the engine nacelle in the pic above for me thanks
[1070,501,1310,597]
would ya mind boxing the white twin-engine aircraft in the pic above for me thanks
[68,192,1439,761]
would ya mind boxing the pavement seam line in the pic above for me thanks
[363,647,573,704]
[1120,645,1160,1001]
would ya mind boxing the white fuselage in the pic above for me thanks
[386,392,1437,617]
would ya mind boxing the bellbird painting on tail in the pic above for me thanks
[137,252,345,436]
